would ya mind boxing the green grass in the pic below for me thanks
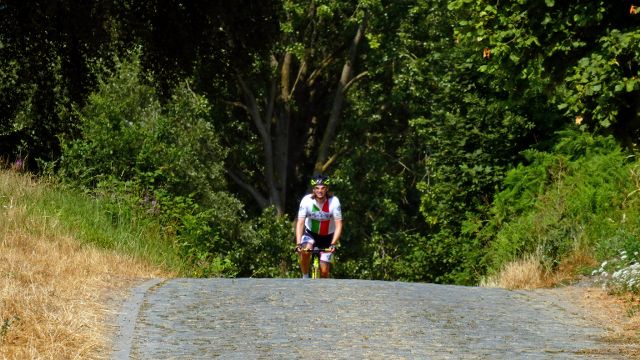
[1,169,186,274]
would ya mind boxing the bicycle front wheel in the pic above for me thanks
[312,257,320,279]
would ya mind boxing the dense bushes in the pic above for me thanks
[474,130,640,292]
[58,52,296,277]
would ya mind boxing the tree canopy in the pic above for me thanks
[3,0,640,283]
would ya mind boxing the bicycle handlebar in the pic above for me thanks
[294,245,336,254]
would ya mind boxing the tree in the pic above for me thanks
[216,1,372,215]
[336,0,553,283]
[0,0,121,167]
[449,0,640,145]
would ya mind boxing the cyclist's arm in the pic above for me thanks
[295,217,305,245]
[331,219,343,246]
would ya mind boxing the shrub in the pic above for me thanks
[60,50,227,206]
[592,250,640,294]
[58,49,251,277]
[481,129,639,279]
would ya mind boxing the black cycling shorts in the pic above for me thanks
[303,228,333,249]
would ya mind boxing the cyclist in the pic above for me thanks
[296,174,343,279]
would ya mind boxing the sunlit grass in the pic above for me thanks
[0,170,178,358]
[481,250,597,290]
[3,173,184,271]
[481,255,549,290]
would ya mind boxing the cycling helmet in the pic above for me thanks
[310,174,331,187]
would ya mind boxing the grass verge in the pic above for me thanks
[0,170,178,358]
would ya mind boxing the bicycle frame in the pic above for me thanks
[311,249,321,279]
[298,247,332,279]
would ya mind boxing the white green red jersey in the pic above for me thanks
[297,194,342,235]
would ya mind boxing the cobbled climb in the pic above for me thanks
[113,278,619,359]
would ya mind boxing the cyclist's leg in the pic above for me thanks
[299,234,314,278]
[319,256,331,278]
[316,236,333,278]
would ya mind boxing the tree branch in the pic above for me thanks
[224,100,251,114]
[265,55,280,125]
[314,10,369,173]
[236,74,269,140]
[344,71,368,93]
[235,72,280,211]
[307,54,336,87]
[319,148,346,173]
[226,168,269,209]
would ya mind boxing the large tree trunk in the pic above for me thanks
[274,52,293,214]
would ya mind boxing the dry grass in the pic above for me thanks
[480,250,598,290]
[0,171,172,359]
[480,255,550,289]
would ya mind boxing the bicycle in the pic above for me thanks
[295,245,335,279]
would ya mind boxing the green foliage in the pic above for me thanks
[558,29,640,129]
[60,51,227,205]
[449,0,640,139]
[6,0,640,289]
[333,0,544,283]
[58,51,300,278]
[332,148,422,280]
[59,51,243,276]
[479,130,639,275]
[390,231,483,285]
[245,208,298,278]
[0,1,121,167]
[0,170,184,272]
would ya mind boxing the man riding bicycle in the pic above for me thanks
[296,174,343,279]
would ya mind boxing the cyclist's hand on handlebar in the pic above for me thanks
[329,244,337,253]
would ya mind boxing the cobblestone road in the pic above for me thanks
[113,278,619,359]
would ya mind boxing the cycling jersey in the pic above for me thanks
[297,194,342,235]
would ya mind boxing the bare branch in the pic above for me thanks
[235,72,280,211]
[224,100,251,114]
[344,71,368,93]
[265,55,281,124]
[226,169,269,209]
[236,74,268,138]
[307,54,336,87]
[291,0,318,97]
[319,148,345,173]
[290,58,307,98]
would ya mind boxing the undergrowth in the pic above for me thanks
[477,129,640,294]
[0,169,185,274]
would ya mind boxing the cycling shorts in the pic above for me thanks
[300,229,334,263]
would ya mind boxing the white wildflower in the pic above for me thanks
[613,269,623,279]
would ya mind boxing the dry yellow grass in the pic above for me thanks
[480,250,598,290]
[480,255,549,289]
[1,171,172,359]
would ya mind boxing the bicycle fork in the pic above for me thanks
[311,255,320,279]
